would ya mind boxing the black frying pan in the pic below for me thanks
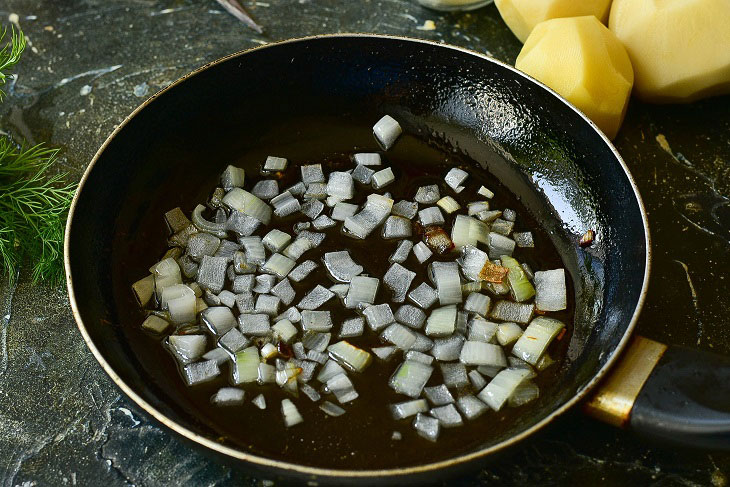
[64,34,730,485]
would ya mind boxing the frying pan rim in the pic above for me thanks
[64,33,651,479]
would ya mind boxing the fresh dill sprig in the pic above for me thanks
[0,24,26,100]
[0,25,76,285]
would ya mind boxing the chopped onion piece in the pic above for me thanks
[301,164,325,184]
[165,206,192,234]
[389,360,433,398]
[508,380,539,407]
[408,282,438,309]
[431,404,463,428]
[276,306,302,323]
[502,209,516,221]
[250,394,266,410]
[451,215,488,250]
[351,164,375,184]
[394,304,426,329]
[424,384,454,406]
[373,115,402,150]
[440,362,469,388]
[323,251,363,282]
[469,370,488,391]
[239,237,266,264]
[490,301,534,324]
[468,317,498,343]
[511,317,565,365]
[487,232,515,259]
[410,332,434,353]
[467,201,490,216]
[203,347,231,366]
[255,294,280,316]
[235,292,255,314]
[436,196,461,214]
[253,274,276,294]
[414,185,440,204]
[327,373,359,403]
[363,303,396,331]
[263,155,287,173]
[153,257,183,298]
[238,312,271,335]
[326,171,355,199]
[429,334,465,362]
[372,167,395,189]
[354,152,381,166]
[320,400,346,417]
[270,190,301,217]
[222,188,272,224]
[412,242,433,264]
[491,218,514,236]
[191,204,227,238]
[221,165,246,190]
[232,346,260,384]
[252,179,279,200]
[300,199,325,220]
[270,279,295,306]
[141,314,169,334]
[329,283,350,298]
[383,263,416,303]
[298,285,335,310]
[312,214,336,230]
[501,256,535,302]
[372,346,397,361]
[444,168,468,190]
[460,341,507,367]
[301,310,333,332]
[281,398,303,427]
[413,413,440,441]
[391,399,428,419]
[418,207,445,226]
[331,202,358,221]
[340,317,364,338]
[463,292,491,316]
[534,269,567,311]
[381,323,417,350]
[257,363,276,384]
[496,322,523,346]
[477,186,494,198]
[288,260,318,282]
[132,274,155,307]
[317,359,345,383]
[404,350,434,365]
[382,216,412,239]
[456,395,488,420]
[168,334,206,364]
[425,305,457,337]
[389,240,413,264]
[305,183,328,200]
[392,200,418,219]
[261,253,296,278]
[262,229,292,252]
[201,306,236,335]
[345,275,379,308]
[343,194,393,239]
[429,261,462,305]
[182,360,220,386]
[283,236,313,260]
[272,319,298,343]
[167,291,196,324]
[478,367,532,411]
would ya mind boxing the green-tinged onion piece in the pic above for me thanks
[477,367,532,411]
[511,316,565,365]
[500,255,535,302]
[233,346,260,384]
[328,340,373,373]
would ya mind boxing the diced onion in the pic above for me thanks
[389,360,433,398]
[391,399,428,419]
[281,398,303,427]
[373,115,402,150]
[477,367,532,411]
[233,346,260,384]
[501,256,536,302]
[511,316,565,365]
[222,188,272,224]
[459,341,507,367]
[425,305,457,337]
[534,269,567,311]
[429,261,462,305]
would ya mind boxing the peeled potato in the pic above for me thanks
[609,0,730,102]
[495,0,612,43]
[515,16,634,139]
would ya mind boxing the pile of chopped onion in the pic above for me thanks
[133,114,569,440]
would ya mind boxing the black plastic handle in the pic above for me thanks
[630,345,730,449]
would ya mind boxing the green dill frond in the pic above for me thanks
[0,25,25,100]
[0,138,76,285]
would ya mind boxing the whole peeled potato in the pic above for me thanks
[515,16,634,139]
[495,0,612,43]
[609,0,730,102]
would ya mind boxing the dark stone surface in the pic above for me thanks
[1,1,729,485]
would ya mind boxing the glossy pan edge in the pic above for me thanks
[64,33,651,481]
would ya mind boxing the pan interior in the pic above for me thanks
[67,36,647,472]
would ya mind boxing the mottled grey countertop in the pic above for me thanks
[1,1,730,486]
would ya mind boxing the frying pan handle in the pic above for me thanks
[584,335,730,450]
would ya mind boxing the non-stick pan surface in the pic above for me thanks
[65,34,648,483]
